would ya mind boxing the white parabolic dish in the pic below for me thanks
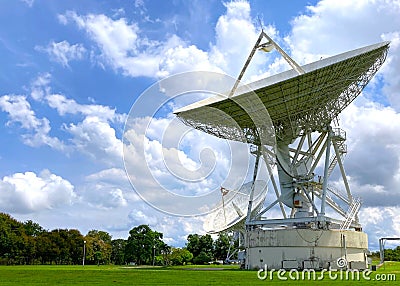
[204,180,268,234]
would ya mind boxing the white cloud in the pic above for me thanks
[0,94,66,150]
[288,0,400,110]
[65,116,123,166]
[0,95,43,130]
[85,167,127,183]
[82,185,127,209]
[289,0,400,59]
[210,0,264,77]
[360,207,400,250]
[1,72,127,167]
[21,0,34,7]
[0,170,76,214]
[36,40,86,67]
[381,31,400,109]
[80,168,139,209]
[157,40,223,77]
[27,73,126,164]
[46,93,125,123]
[123,102,257,219]
[29,73,127,123]
[337,96,400,208]
[30,72,51,101]
[58,1,278,79]
[59,11,161,77]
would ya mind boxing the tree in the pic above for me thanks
[169,248,193,265]
[88,230,112,244]
[0,213,26,264]
[85,230,112,265]
[111,239,127,265]
[186,234,201,258]
[193,251,212,265]
[384,246,400,261]
[186,233,214,264]
[64,229,85,264]
[22,220,45,264]
[125,225,165,265]
[36,231,61,264]
[213,233,230,261]
[23,220,44,237]
[199,234,214,258]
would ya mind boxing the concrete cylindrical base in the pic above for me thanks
[245,228,368,270]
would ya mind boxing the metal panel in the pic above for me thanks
[175,41,389,143]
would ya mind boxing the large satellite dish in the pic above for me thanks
[174,30,389,270]
[204,180,267,234]
[175,36,389,223]
[174,40,389,143]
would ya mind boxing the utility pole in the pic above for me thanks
[83,240,86,266]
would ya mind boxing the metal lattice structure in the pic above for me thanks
[203,180,267,234]
[175,38,389,230]
[175,33,390,269]
[175,41,389,144]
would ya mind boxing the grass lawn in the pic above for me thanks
[0,262,398,285]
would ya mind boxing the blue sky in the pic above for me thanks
[1,0,400,250]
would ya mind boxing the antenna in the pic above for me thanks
[256,15,263,32]
[175,34,389,270]
[227,30,304,98]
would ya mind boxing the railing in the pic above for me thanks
[340,197,361,230]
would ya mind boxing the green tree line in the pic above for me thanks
[0,212,235,265]
[371,246,400,262]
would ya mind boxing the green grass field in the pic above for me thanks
[0,262,398,285]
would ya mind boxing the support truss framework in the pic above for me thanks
[175,31,390,232]
[247,126,362,230]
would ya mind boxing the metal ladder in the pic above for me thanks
[327,128,347,178]
[340,197,361,230]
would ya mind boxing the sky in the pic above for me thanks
[0,0,400,250]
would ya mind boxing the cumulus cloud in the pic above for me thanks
[0,72,126,167]
[46,93,125,123]
[157,38,223,77]
[123,103,257,217]
[65,116,123,166]
[210,0,264,77]
[0,95,44,130]
[124,117,218,197]
[0,170,76,213]
[0,94,66,150]
[57,1,278,79]
[335,102,400,207]
[30,73,51,101]
[381,31,400,109]
[30,73,125,165]
[360,207,400,250]
[83,168,140,208]
[30,73,125,122]
[58,11,161,77]
[287,0,400,109]
[288,0,400,60]
[36,40,86,67]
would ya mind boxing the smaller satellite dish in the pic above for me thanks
[204,180,268,234]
